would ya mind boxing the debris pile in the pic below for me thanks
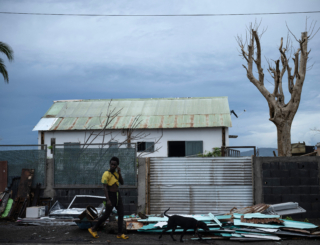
[133,204,319,241]
[0,169,53,221]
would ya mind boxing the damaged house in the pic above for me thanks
[33,97,232,157]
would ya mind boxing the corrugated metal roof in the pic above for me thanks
[35,97,232,131]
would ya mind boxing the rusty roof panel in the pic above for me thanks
[39,97,232,130]
[240,216,284,224]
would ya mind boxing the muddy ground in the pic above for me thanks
[0,219,320,245]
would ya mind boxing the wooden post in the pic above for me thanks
[0,161,7,192]
[145,157,150,214]
[41,131,45,150]
[221,127,226,157]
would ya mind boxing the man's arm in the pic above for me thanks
[117,167,124,185]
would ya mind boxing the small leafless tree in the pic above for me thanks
[80,100,163,161]
[236,19,319,156]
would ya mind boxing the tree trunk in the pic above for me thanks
[276,120,292,156]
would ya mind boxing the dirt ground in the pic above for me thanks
[0,219,320,245]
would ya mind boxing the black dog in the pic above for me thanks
[159,208,210,242]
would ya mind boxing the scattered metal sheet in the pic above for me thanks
[208,213,222,227]
[138,227,221,232]
[232,227,278,234]
[138,223,158,230]
[234,219,317,229]
[209,229,235,233]
[230,237,273,241]
[67,195,105,209]
[263,202,306,216]
[191,236,226,240]
[232,228,319,238]
[242,234,281,240]
[281,227,310,234]
[283,220,318,229]
[275,230,313,237]
[50,207,103,219]
[138,214,212,223]
[244,213,280,219]
[227,203,269,215]
[240,216,283,224]
[215,215,232,222]
[154,221,167,228]
[257,228,278,233]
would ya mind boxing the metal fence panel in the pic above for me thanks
[0,145,47,188]
[54,144,136,187]
[149,157,253,214]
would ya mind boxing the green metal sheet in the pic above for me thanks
[39,97,232,130]
[234,219,318,229]
[208,213,222,227]
[216,215,232,220]
[243,213,280,219]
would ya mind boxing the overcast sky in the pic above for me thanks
[0,0,319,149]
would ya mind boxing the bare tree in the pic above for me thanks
[236,20,319,156]
[80,100,163,160]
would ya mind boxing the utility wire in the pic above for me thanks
[0,10,320,17]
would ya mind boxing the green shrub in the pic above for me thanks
[198,148,221,157]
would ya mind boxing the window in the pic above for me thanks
[168,141,203,157]
[137,142,154,152]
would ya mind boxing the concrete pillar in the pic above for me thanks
[43,159,56,198]
[137,158,146,213]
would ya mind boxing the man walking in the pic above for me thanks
[88,156,129,239]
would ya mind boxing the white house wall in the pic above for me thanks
[39,128,229,158]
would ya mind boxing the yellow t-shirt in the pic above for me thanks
[101,170,119,186]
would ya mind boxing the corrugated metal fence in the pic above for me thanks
[149,157,253,214]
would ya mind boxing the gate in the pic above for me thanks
[149,157,253,214]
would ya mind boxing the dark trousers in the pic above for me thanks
[93,191,124,233]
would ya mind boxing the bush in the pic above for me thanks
[198,148,221,157]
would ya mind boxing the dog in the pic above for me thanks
[159,208,210,242]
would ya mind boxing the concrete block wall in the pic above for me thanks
[253,156,320,219]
